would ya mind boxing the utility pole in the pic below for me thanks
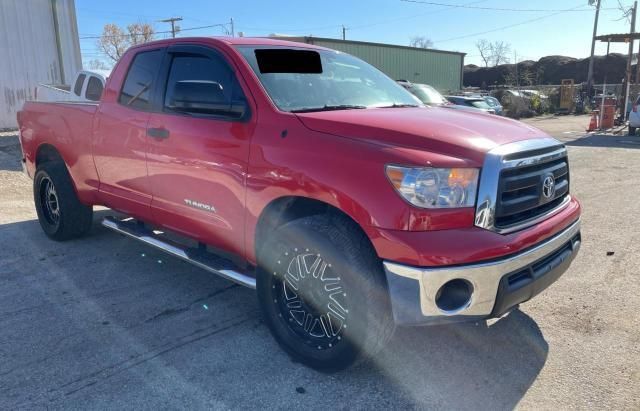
[514,50,519,89]
[230,18,235,37]
[624,1,637,120]
[342,25,347,40]
[586,0,602,98]
[159,17,182,38]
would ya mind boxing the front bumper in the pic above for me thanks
[383,219,581,325]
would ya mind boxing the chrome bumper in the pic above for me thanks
[383,219,581,325]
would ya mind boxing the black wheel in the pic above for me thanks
[629,126,637,136]
[34,162,93,241]
[257,213,394,371]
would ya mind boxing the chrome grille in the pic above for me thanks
[475,138,571,234]
[495,155,569,228]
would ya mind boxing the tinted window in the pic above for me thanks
[73,74,86,96]
[119,50,163,110]
[164,53,245,116]
[85,76,103,101]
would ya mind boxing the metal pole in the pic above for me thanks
[600,41,610,129]
[587,0,602,98]
[230,18,234,37]
[624,2,637,121]
[342,25,346,40]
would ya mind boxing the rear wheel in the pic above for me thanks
[34,162,93,241]
[257,213,394,371]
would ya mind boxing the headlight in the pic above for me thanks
[385,166,479,208]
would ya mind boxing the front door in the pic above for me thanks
[146,44,255,258]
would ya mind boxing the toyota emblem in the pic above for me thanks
[542,175,556,199]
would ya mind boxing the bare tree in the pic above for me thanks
[409,36,434,49]
[519,68,534,86]
[476,39,511,67]
[490,41,511,66]
[476,39,492,67]
[86,59,111,70]
[96,23,155,62]
[127,23,155,45]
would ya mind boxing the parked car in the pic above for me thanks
[397,81,489,114]
[17,37,581,371]
[483,95,504,115]
[36,69,109,103]
[446,95,496,114]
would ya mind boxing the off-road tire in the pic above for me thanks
[34,162,93,241]
[257,213,395,371]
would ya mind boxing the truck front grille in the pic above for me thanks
[474,138,571,234]
[495,155,570,228]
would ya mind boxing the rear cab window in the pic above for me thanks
[118,49,164,110]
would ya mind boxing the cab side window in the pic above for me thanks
[163,53,247,119]
[85,76,103,102]
[73,74,86,96]
[118,50,163,110]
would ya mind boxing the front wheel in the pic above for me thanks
[257,214,394,371]
[629,125,637,136]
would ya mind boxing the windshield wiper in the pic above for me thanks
[290,104,368,113]
[376,103,421,108]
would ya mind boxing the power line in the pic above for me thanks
[434,4,589,43]
[400,0,616,12]
[349,0,489,30]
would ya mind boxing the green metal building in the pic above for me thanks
[283,37,465,93]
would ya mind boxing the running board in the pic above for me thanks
[101,216,256,289]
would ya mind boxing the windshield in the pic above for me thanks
[238,46,421,112]
[407,84,448,105]
[484,96,499,107]
[469,99,492,110]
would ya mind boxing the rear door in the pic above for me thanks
[92,48,165,219]
[145,44,254,257]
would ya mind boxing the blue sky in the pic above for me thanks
[77,0,636,67]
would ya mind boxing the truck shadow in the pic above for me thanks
[564,133,640,149]
[0,213,546,409]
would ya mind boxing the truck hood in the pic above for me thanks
[295,106,547,164]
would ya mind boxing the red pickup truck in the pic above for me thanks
[17,37,581,370]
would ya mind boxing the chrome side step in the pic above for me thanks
[101,216,256,289]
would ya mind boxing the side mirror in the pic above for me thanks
[168,81,246,119]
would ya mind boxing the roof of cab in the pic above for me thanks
[129,36,328,51]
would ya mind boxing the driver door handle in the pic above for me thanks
[147,127,170,139]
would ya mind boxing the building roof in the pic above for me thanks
[281,36,466,56]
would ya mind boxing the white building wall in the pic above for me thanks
[0,0,81,129]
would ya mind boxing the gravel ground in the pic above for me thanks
[0,116,638,410]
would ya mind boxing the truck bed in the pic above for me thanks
[19,101,99,202]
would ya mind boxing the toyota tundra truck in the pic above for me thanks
[17,37,581,371]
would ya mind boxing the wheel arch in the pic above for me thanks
[253,196,378,264]
[35,143,65,168]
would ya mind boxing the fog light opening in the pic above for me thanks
[435,279,473,314]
